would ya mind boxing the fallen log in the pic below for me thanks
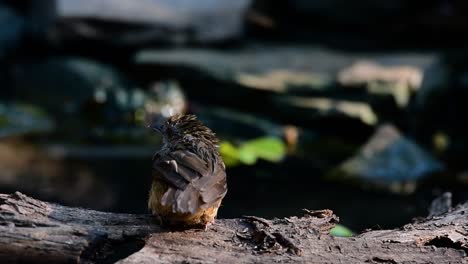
[0,192,160,263]
[0,192,466,263]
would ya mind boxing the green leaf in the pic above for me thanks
[329,224,353,237]
[219,141,241,167]
[240,137,286,162]
[238,147,258,165]
[219,137,286,167]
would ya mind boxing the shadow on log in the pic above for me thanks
[0,192,467,263]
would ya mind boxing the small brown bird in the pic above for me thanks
[148,114,227,229]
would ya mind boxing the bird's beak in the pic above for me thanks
[150,123,164,133]
[145,112,165,134]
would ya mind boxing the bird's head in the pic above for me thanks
[148,114,218,145]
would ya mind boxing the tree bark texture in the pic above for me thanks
[0,192,466,263]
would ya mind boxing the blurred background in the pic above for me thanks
[1,0,467,234]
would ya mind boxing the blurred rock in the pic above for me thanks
[53,0,251,46]
[0,102,54,138]
[273,96,378,126]
[237,70,332,93]
[331,124,443,194]
[136,46,343,94]
[338,61,423,107]
[0,5,23,59]
[135,46,434,134]
[135,46,351,131]
[135,45,433,96]
[11,57,135,111]
[9,57,165,144]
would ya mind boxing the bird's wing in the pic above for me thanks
[153,150,227,214]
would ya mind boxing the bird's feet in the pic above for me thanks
[203,219,216,231]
